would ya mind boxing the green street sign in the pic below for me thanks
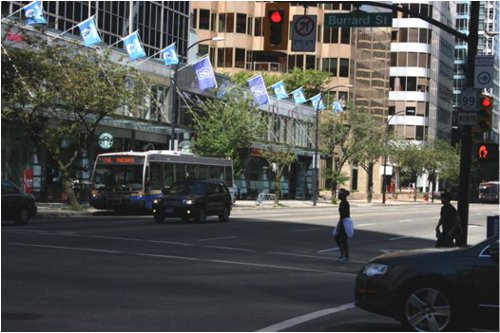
[325,11,392,28]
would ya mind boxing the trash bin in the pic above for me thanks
[487,215,499,237]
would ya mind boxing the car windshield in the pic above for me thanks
[168,182,206,196]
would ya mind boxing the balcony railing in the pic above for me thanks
[246,62,287,73]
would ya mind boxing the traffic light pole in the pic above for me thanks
[456,1,480,246]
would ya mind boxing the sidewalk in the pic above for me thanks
[35,198,440,218]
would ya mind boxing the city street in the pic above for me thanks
[2,203,497,331]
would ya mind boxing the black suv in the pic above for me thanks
[152,179,232,223]
[1,179,37,225]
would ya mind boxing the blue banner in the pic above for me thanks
[310,94,325,111]
[271,80,288,100]
[77,16,101,47]
[247,74,270,106]
[193,56,217,91]
[23,1,46,25]
[291,87,307,105]
[122,31,146,60]
[160,42,179,65]
[332,101,344,113]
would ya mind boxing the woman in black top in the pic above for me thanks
[335,188,351,263]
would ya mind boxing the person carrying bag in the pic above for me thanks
[333,189,354,263]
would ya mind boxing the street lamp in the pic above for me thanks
[381,110,407,204]
[170,36,224,149]
[312,84,353,206]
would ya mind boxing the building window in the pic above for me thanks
[322,58,338,75]
[247,17,252,35]
[351,167,358,191]
[340,28,350,44]
[323,27,339,43]
[226,13,234,33]
[211,13,216,32]
[198,45,209,56]
[339,58,349,77]
[219,13,225,32]
[217,48,233,68]
[236,13,247,33]
[235,48,245,68]
[199,9,210,29]
[306,55,315,69]
[192,9,197,29]
[254,17,263,36]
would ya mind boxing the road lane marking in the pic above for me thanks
[293,227,322,232]
[90,235,144,242]
[202,245,255,252]
[356,223,375,227]
[256,302,355,332]
[316,247,338,254]
[147,240,195,246]
[398,219,413,223]
[9,243,122,254]
[269,251,336,260]
[198,236,238,242]
[389,236,409,241]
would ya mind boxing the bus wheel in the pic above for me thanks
[153,213,164,223]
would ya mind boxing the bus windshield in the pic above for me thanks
[93,165,143,191]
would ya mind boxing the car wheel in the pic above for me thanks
[15,208,30,225]
[218,206,229,222]
[153,212,164,223]
[399,286,456,332]
[196,207,206,222]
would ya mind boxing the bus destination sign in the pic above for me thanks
[99,156,144,165]
[325,11,392,28]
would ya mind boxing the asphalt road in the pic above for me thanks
[2,204,497,331]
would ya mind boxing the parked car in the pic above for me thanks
[355,237,499,332]
[1,179,37,225]
[152,179,232,223]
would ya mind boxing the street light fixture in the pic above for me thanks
[381,110,407,204]
[312,84,353,206]
[170,36,225,149]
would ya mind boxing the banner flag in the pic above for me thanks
[271,80,288,100]
[160,42,179,65]
[23,1,46,25]
[122,31,146,60]
[77,16,101,47]
[193,56,217,90]
[310,94,326,111]
[291,87,307,104]
[247,74,270,106]
[332,101,344,113]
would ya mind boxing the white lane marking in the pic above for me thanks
[316,247,338,254]
[256,303,355,332]
[356,223,375,227]
[398,219,412,223]
[9,243,122,254]
[389,236,409,241]
[269,251,336,261]
[202,245,255,253]
[147,240,195,247]
[198,236,238,242]
[90,235,144,242]
[293,227,322,232]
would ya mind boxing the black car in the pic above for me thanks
[355,237,499,332]
[152,179,232,223]
[1,179,37,225]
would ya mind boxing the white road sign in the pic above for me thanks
[460,88,479,112]
[291,15,317,52]
[474,55,494,89]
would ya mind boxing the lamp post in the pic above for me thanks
[170,36,224,149]
[381,110,407,204]
[312,84,353,206]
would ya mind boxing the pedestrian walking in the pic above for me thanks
[435,192,462,247]
[333,188,353,263]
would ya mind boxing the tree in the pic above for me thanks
[189,85,267,176]
[261,146,296,206]
[348,109,385,203]
[2,32,148,210]
[392,142,427,202]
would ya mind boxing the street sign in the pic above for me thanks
[460,88,479,112]
[458,112,477,126]
[291,15,317,52]
[324,11,392,28]
[474,55,494,89]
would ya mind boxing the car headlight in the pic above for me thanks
[153,199,158,204]
[362,263,388,277]
[183,199,194,205]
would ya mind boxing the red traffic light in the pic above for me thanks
[480,96,492,108]
[269,10,283,23]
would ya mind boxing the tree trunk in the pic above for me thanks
[61,168,83,211]
[274,171,281,207]
[367,163,374,203]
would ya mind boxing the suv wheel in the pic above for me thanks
[15,208,30,225]
[218,206,229,223]
[196,207,206,222]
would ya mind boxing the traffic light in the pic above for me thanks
[477,142,499,162]
[264,3,289,51]
[477,94,493,132]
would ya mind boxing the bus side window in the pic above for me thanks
[163,163,174,189]
[199,165,208,180]
[224,166,233,187]
[149,163,162,191]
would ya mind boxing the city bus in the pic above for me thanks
[89,150,234,211]
[478,181,499,203]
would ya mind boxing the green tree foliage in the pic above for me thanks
[392,142,427,201]
[189,85,267,176]
[2,32,148,209]
[261,146,297,206]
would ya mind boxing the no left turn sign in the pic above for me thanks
[292,15,317,52]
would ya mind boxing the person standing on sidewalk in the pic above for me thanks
[435,192,462,247]
[333,188,352,263]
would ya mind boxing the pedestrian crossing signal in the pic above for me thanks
[477,143,498,162]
